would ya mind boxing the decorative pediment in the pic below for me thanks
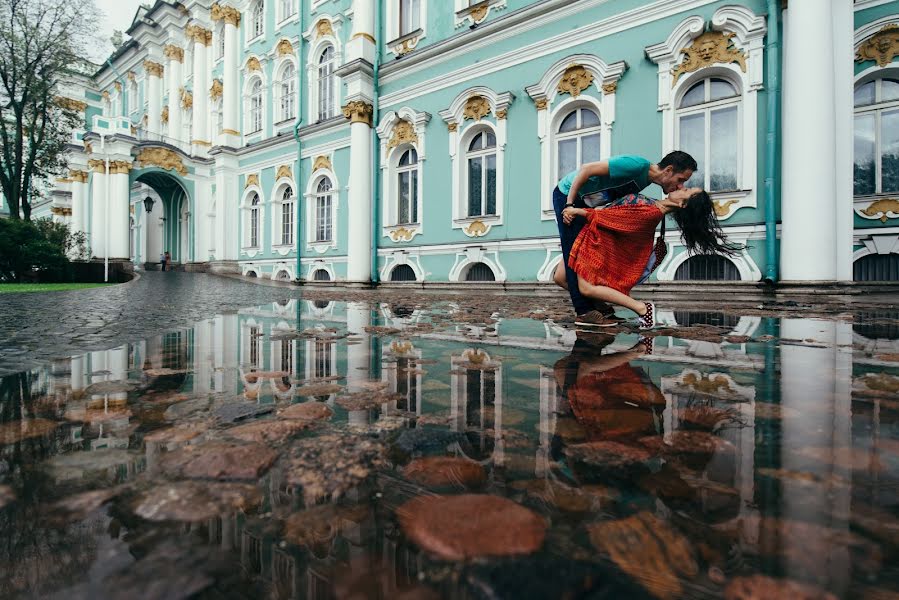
[856,24,899,67]
[557,65,594,98]
[245,56,262,72]
[313,155,332,171]
[857,198,899,223]
[276,39,294,56]
[388,120,417,150]
[526,54,627,108]
[376,108,431,165]
[671,31,746,86]
[276,164,293,181]
[245,173,260,189]
[136,147,187,176]
[463,95,491,121]
[439,87,514,129]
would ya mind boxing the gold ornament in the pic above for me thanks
[276,39,294,56]
[856,24,899,67]
[144,60,164,77]
[114,81,122,92]
[342,101,373,125]
[210,79,223,101]
[557,65,594,98]
[245,173,259,189]
[88,159,107,173]
[180,88,193,110]
[389,227,415,242]
[186,24,213,46]
[109,160,133,175]
[447,122,458,132]
[861,198,899,223]
[136,147,188,176]
[276,164,293,180]
[464,220,488,237]
[313,155,332,171]
[672,31,746,86]
[316,19,334,39]
[211,3,241,26]
[534,98,548,111]
[56,97,87,112]
[470,4,489,23]
[69,170,89,183]
[713,199,739,217]
[223,128,240,135]
[496,109,507,120]
[161,105,169,124]
[245,56,262,72]
[83,140,93,154]
[127,71,136,82]
[163,44,184,63]
[602,82,618,94]
[102,90,110,101]
[462,95,490,121]
[388,120,417,150]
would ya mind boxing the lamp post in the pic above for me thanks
[140,196,155,269]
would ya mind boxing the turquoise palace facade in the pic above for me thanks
[37,0,899,285]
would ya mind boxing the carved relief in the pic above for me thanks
[186,24,213,46]
[83,140,93,154]
[315,19,334,39]
[389,227,416,242]
[447,122,458,132]
[180,88,193,110]
[713,199,739,217]
[245,174,260,189]
[342,101,373,126]
[163,44,184,63]
[495,109,507,120]
[276,165,293,180]
[109,160,133,175]
[860,198,899,223]
[102,90,110,101]
[464,220,489,237]
[69,170,89,183]
[462,95,491,121]
[136,147,188,176]
[557,65,594,98]
[534,98,548,111]
[210,79,223,101]
[56,97,87,112]
[856,24,899,67]
[672,31,746,86]
[313,156,332,171]
[161,105,169,124]
[276,39,294,56]
[245,57,262,72]
[88,159,107,173]
[602,82,618,95]
[144,60,164,77]
[211,3,241,26]
[114,81,122,92]
[388,120,417,151]
[470,4,489,23]
[127,71,136,82]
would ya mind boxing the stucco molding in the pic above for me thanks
[304,166,340,254]
[377,107,431,238]
[379,251,428,282]
[448,248,507,283]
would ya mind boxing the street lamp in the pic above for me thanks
[143,196,155,214]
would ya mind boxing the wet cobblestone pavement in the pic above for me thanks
[0,281,898,598]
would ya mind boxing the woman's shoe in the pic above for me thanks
[637,335,654,355]
[636,301,655,330]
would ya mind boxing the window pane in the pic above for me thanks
[410,169,418,223]
[468,157,482,216]
[710,78,738,101]
[468,132,483,152]
[581,133,601,164]
[486,154,497,215]
[398,171,410,224]
[882,109,899,193]
[557,138,577,178]
[709,106,738,191]
[854,113,876,196]
[855,82,875,107]
[679,112,705,188]
[884,79,899,102]
[485,131,496,148]
[680,81,705,108]
[580,108,600,128]
[558,111,578,133]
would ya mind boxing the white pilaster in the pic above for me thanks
[189,25,212,154]
[165,45,184,142]
[214,5,241,146]
[145,60,164,135]
[346,302,371,425]
[833,0,854,281]
[214,151,239,262]
[70,169,88,234]
[108,164,132,259]
[89,162,107,259]
[346,0,375,65]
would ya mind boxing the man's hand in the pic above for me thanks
[562,206,581,225]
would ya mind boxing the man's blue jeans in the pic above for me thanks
[552,187,592,316]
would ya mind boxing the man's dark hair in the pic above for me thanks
[659,151,698,174]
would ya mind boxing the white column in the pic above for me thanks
[89,162,107,259]
[214,153,239,264]
[190,27,211,150]
[108,162,132,259]
[215,6,241,146]
[70,170,88,234]
[165,44,184,142]
[145,61,164,135]
[345,107,373,283]
[346,0,375,64]
[833,0,854,281]
[781,0,842,281]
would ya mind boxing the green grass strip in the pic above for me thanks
[0,283,111,294]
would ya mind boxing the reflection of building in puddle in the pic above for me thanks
[653,313,762,368]
[451,349,503,465]
[852,310,899,365]
[382,341,422,415]
[378,303,422,329]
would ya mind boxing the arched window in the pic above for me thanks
[674,255,740,281]
[390,264,417,282]
[278,62,296,122]
[397,147,418,224]
[216,23,225,59]
[556,106,601,181]
[249,194,260,248]
[465,262,496,282]
[281,186,294,245]
[854,77,899,196]
[853,253,899,282]
[312,269,330,281]
[315,178,332,242]
[677,77,741,192]
[317,45,335,121]
[247,77,263,133]
[466,129,497,217]
[250,0,264,39]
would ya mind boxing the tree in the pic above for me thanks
[0,0,98,220]
[0,217,86,281]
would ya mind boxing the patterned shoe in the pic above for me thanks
[637,335,654,355]
[636,302,656,330]
[575,310,623,328]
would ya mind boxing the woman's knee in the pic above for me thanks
[577,278,593,296]
[553,263,567,288]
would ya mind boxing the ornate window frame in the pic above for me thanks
[273,56,298,125]
[304,16,343,124]
[448,247,507,283]
[449,348,504,465]
[645,6,766,221]
[453,0,507,29]
[276,0,297,27]
[653,229,761,282]
[272,174,295,253]
[241,184,264,257]
[439,86,514,236]
[246,0,265,45]
[242,68,266,139]
[377,107,430,241]
[525,54,626,220]
[304,164,339,254]
[379,251,427,282]
[386,0,427,58]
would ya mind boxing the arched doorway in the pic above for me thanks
[131,170,191,270]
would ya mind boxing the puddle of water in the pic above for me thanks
[0,299,898,599]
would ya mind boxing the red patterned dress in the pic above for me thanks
[568,194,663,295]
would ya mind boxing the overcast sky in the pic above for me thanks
[89,0,146,64]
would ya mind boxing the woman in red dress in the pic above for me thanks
[556,188,738,329]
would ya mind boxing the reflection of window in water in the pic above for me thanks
[313,340,333,402]
[241,530,263,574]
[313,300,330,309]
[390,304,415,318]
[396,357,418,412]
[465,369,496,459]
[673,311,740,329]
[249,326,260,368]
[853,311,899,340]
[208,517,223,545]
[280,339,294,374]
[272,549,296,599]
[162,332,184,369]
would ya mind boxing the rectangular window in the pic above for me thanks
[709,106,738,192]
[279,0,295,21]
[485,154,497,215]
[316,195,331,242]
[249,326,260,366]
[882,108,899,194]
[250,208,259,247]
[314,340,332,379]
[679,112,705,190]
[467,157,482,217]
[400,0,420,36]
[282,202,293,245]
[280,339,293,373]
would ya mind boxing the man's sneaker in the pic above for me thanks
[575,310,623,328]
[636,301,656,330]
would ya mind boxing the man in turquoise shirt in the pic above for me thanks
[553,151,697,327]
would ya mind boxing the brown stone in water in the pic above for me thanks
[48,487,121,521]
[724,575,837,600]
[64,407,132,423]
[160,441,278,480]
[0,418,59,444]
[284,503,370,550]
[510,478,599,512]
[587,511,697,600]
[244,370,288,383]
[639,431,736,457]
[144,426,204,445]
[565,441,652,468]
[397,494,546,560]
[402,457,487,490]
[0,484,14,508]
[279,401,333,421]
[285,433,386,502]
[224,418,314,444]
[133,481,262,521]
[294,383,343,397]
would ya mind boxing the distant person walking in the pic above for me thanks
[159,252,166,272]
[164,251,171,271]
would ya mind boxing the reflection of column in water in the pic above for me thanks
[346,302,371,425]
[779,318,852,594]
[70,355,84,392]
[109,345,128,403]
[193,319,212,394]
[222,313,239,396]
[536,368,559,477]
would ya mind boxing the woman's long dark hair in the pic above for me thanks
[672,191,741,257]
